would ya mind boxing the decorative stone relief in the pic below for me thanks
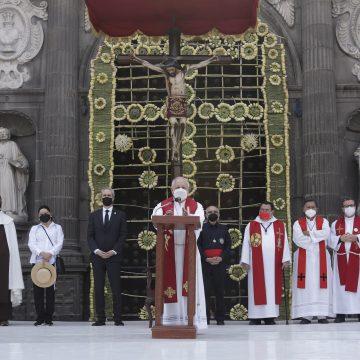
[0,0,47,89]
[332,0,360,81]
[266,0,295,27]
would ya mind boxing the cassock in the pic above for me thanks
[329,216,360,314]
[0,211,24,322]
[240,216,291,319]
[291,216,333,319]
[152,197,207,329]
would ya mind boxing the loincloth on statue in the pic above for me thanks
[166,96,187,118]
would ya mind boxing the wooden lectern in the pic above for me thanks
[151,215,201,339]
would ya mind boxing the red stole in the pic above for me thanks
[335,216,360,292]
[297,216,327,289]
[161,196,198,303]
[249,220,285,305]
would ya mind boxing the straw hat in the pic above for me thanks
[31,262,57,288]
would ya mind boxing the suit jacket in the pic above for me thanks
[87,208,127,262]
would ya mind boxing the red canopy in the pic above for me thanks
[85,0,259,37]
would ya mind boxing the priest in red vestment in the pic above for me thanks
[240,201,291,325]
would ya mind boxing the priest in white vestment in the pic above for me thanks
[291,199,333,324]
[0,196,24,326]
[240,201,291,325]
[329,197,360,323]
[152,177,207,329]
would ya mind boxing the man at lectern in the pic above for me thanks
[152,176,207,329]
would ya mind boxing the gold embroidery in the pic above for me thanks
[164,287,176,299]
[276,227,283,250]
[164,233,171,251]
[183,281,188,293]
[250,233,262,247]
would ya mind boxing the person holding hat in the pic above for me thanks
[0,196,24,326]
[28,205,63,326]
[130,53,219,161]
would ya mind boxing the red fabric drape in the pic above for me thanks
[85,0,259,36]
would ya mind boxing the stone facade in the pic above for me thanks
[0,0,360,320]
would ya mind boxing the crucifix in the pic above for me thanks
[320,273,327,282]
[297,273,305,282]
[116,28,231,177]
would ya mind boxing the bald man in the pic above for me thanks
[197,206,231,325]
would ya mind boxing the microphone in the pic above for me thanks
[174,197,182,203]
[153,199,175,215]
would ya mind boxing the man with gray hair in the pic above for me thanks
[152,176,207,329]
[87,187,127,326]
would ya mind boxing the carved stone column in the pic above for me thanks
[301,0,340,217]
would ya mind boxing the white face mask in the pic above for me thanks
[173,188,188,202]
[344,206,356,218]
[305,209,316,219]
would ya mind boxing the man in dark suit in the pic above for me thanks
[87,187,127,326]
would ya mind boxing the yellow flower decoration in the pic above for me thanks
[139,170,158,189]
[183,160,197,178]
[216,173,235,193]
[100,52,111,63]
[264,33,277,48]
[138,147,157,165]
[271,163,284,175]
[215,103,233,122]
[94,97,106,110]
[243,30,258,44]
[268,48,279,60]
[269,62,281,73]
[198,102,215,120]
[240,43,258,60]
[138,305,155,320]
[182,139,197,159]
[185,84,196,103]
[213,47,227,56]
[95,131,106,143]
[115,134,133,152]
[138,230,157,250]
[271,101,284,114]
[96,72,108,84]
[232,102,248,122]
[269,74,282,86]
[186,103,197,121]
[228,264,247,281]
[241,134,259,153]
[247,103,264,120]
[127,103,144,123]
[182,45,195,56]
[113,105,127,121]
[227,47,239,60]
[94,192,103,207]
[148,45,162,55]
[273,198,286,211]
[122,43,133,54]
[271,135,284,147]
[230,304,248,320]
[160,104,168,121]
[135,44,150,55]
[228,228,242,249]
[184,121,196,139]
[188,178,197,196]
[195,45,212,56]
[143,104,160,122]
[185,68,198,80]
[94,164,106,176]
[256,22,269,37]
[216,145,235,164]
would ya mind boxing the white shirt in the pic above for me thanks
[28,222,64,264]
[102,206,113,223]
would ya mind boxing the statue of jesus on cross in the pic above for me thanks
[130,54,219,161]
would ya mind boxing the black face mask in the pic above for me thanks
[208,213,218,222]
[39,214,51,223]
[102,197,113,207]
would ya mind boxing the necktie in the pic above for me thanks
[105,210,109,226]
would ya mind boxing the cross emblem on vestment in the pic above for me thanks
[276,227,283,250]
[320,273,327,282]
[164,286,176,298]
[336,224,344,235]
[298,273,305,281]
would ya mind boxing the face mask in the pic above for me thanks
[305,209,316,218]
[173,188,188,202]
[344,206,356,217]
[259,211,271,221]
[208,213,218,222]
[102,197,113,207]
[39,214,51,223]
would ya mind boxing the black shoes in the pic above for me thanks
[92,320,106,326]
[216,320,225,325]
[264,318,276,325]
[318,318,329,324]
[0,321,9,326]
[334,316,345,323]
[114,321,124,326]
[249,319,261,325]
[300,318,311,324]
[45,320,53,326]
[34,320,44,326]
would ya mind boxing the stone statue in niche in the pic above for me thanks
[0,10,21,53]
[0,127,29,222]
